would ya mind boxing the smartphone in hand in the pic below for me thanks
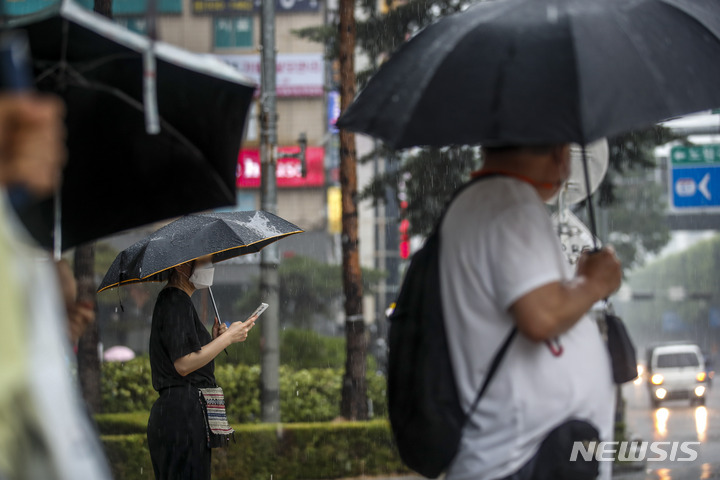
[225,303,269,328]
[249,303,269,319]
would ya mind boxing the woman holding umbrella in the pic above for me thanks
[147,256,257,480]
[98,211,303,479]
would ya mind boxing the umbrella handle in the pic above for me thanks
[209,287,221,324]
[208,287,228,356]
[581,145,599,251]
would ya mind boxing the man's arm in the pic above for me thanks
[509,247,621,342]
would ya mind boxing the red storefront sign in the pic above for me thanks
[237,146,325,188]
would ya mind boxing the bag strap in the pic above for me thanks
[434,173,518,422]
[465,327,517,421]
[431,173,499,238]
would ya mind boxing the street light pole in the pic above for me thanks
[260,0,280,423]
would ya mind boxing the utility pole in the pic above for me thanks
[260,0,280,423]
[338,0,368,420]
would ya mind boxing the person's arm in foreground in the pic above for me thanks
[510,247,622,342]
[0,94,65,194]
[174,316,257,376]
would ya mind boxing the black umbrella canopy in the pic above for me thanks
[97,211,303,293]
[7,1,256,249]
[337,0,720,149]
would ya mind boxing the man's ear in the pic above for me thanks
[552,144,570,164]
[554,144,572,177]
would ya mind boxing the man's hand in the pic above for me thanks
[576,246,622,299]
[0,94,66,196]
[510,246,622,342]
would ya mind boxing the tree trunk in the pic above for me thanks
[338,0,368,421]
[75,243,101,414]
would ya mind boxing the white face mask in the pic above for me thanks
[189,264,215,289]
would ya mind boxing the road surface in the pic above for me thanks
[614,376,720,479]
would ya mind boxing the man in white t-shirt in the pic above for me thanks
[440,144,622,480]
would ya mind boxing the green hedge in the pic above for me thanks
[212,328,377,371]
[99,419,410,480]
[102,358,387,423]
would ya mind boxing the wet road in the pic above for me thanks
[615,377,720,479]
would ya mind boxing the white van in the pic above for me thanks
[646,344,707,407]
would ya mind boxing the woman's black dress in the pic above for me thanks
[147,287,216,480]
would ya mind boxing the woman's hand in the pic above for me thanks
[175,315,256,377]
[224,316,257,344]
[212,317,227,339]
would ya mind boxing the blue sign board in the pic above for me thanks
[670,145,720,212]
[327,90,340,134]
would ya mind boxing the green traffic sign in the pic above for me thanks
[670,145,720,165]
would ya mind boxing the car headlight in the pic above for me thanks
[695,386,706,397]
[656,388,667,399]
[651,374,664,385]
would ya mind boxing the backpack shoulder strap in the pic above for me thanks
[465,327,517,421]
[431,173,500,238]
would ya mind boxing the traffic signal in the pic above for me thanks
[399,218,410,259]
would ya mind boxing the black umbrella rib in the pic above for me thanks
[34,60,63,85]
[63,71,205,161]
[70,53,138,75]
[661,0,720,40]
[59,18,69,91]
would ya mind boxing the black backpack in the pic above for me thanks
[387,175,518,478]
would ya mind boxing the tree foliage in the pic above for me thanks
[235,255,385,330]
[295,0,470,87]
[361,128,678,271]
[361,146,481,236]
[622,234,720,352]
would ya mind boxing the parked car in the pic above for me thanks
[646,343,707,407]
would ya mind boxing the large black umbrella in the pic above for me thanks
[7,0,256,250]
[338,0,720,149]
[97,211,303,293]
